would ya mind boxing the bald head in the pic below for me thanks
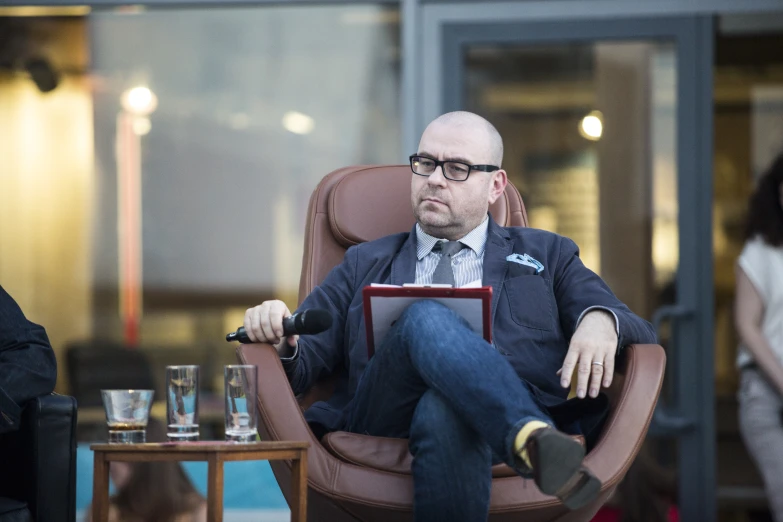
[426,111,504,167]
[411,111,508,240]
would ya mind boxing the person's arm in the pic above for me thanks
[0,285,57,433]
[553,237,658,399]
[243,244,358,396]
[734,266,783,394]
[553,238,658,350]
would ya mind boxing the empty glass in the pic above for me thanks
[165,365,200,441]
[101,390,154,443]
[224,365,258,442]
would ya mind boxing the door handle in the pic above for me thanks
[649,405,696,436]
[649,304,696,436]
[651,304,694,334]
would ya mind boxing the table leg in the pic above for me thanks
[290,451,308,522]
[207,454,224,522]
[91,452,110,522]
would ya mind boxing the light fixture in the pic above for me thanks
[25,58,59,93]
[229,112,251,130]
[132,117,151,136]
[579,110,603,141]
[282,111,315,135]
[121,86,158,116]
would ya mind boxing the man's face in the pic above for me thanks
[411,122,506,240]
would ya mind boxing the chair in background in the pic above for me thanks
[0,394,77,522]
[65,341,155,408]
[237,165,667,522]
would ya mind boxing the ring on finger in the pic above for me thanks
[591,361,604,367]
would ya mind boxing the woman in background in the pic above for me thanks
[89,419,207,522]
[735,152,783,522]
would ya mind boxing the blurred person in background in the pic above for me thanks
[88,419,206,522]
[735,152,783,522]
[0,284,57,433]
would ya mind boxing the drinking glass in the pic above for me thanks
[165,365,200,441]
[101,389,154,443]
[224,365,258,442]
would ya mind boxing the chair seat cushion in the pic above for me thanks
[322,431,585,478]
[0,498,31,522]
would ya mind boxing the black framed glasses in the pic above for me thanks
[409,155,499,182]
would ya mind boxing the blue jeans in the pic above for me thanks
[345,300,554,522]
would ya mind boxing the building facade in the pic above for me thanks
[2,0,783,519]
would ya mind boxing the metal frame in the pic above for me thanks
[429,12,717,521]
[2,0,396,6]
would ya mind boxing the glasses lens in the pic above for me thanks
[444,162,470,181]
[411,156,436,176]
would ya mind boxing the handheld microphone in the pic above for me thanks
[225,308,333,343]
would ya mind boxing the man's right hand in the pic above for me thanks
[243,300,299,356]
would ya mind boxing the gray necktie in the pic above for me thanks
[432,241,464,286]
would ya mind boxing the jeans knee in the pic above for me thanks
[397,300,469,341]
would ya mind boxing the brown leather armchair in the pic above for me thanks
[237,165,666,522]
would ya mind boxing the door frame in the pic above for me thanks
[416,9,716,521]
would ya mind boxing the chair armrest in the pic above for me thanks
[0,394,77,522]
[583,344,666,486]
[236,343,335,485]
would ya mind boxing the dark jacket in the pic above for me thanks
[0,285,58,433]
[284,216,657,437]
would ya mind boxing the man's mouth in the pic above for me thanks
[422,197,446,206]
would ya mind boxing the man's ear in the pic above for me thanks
[487,169,508,204]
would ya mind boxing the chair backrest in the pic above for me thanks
[298,165,528,303]
[296,165,528,408]
[65,341,156,407]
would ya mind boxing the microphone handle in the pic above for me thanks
[226,314,299,343]
[226,328,251,343]
[282,314,298,336]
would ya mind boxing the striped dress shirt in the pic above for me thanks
[414,218,488,287]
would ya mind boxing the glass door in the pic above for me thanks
[422,11,715,521]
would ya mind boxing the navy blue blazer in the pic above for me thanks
[284,216,657,438]
[0,285,57,433]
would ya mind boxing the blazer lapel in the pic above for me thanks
[390,225,418,285]
[483,216,513,321]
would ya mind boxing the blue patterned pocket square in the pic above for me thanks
[506,253,544,273]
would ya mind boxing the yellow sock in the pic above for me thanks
[514,420,550,468]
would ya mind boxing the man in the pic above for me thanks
[0,285,57,433]
[244,112,657,520]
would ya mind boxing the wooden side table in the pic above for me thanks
[91,441,309,522]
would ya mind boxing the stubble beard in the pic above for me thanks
[414,201,464,239]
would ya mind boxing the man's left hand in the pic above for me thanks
[558,310,618,399]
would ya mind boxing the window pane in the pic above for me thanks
[713,18,783,518]
[0,7,400,398]
[88,5,400,340]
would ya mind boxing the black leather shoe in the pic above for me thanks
[525,427,601,510]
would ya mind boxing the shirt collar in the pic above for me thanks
[415,216,489,260]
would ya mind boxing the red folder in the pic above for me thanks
[362,285,493,357]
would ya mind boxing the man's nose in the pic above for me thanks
[427,165,448,186]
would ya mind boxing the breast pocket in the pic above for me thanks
[504,275,555,331]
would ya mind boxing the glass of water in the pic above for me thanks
[224,365,258,442]
[101,389,154,443]
[165,365,200,441]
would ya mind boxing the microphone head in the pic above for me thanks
[297,309,333,335]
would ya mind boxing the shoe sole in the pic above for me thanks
[533,430,601,510]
